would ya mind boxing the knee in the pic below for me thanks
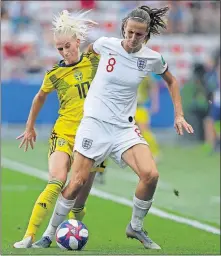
[49,170,67,185]
[139,166,159,185]
[49,165,69,185]
[48,152,70,184]
[49,173,67,184]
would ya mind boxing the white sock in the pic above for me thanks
[131,195,154,231]
[43,193,75,240]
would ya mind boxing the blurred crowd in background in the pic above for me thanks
[1,0,220,80]
[1,0,220,153]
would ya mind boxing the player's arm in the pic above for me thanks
[161,70,194,135]
[26,89,49,129]
[161,71,183,117]
[16,71,54,151]
[16,89,50,151]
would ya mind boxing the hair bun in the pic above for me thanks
[60,10,70,23]
[61,10,69,16]
[52,9,97,42]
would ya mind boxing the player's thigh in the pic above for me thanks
[111,124,147,168]
[122,143,158,180]
[48,136,72,182]
[113,125,158,177]
[69,151,94,187]
[48,151,70,183]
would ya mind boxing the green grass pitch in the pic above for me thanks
[1,141,220,255]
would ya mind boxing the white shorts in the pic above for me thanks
[74,117,148,168]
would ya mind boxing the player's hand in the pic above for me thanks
[174,115,194,135]
[16,128,37,151]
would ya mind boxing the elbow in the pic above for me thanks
[167,77,178,89]
[35,91,47,103]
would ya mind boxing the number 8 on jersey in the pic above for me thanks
[106,58,116,72]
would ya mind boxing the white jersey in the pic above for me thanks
[84,37,168,126]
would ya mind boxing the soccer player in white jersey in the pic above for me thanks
[43,5,194,249]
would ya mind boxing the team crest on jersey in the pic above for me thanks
[137,58,147,71]
[74,70,83,81]
[57,138,66,147]
[82,138,93,150]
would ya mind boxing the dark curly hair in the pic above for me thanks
[121,5,169,43]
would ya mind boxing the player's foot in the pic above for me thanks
[13,236,33,248]
[32,236,52,248]
[126,223,161,249]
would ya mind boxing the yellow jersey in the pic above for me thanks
[137,77,152,105]
[135,77,152,124]
[41,52,99,136]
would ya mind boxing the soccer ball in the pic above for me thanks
[55,219,89,250]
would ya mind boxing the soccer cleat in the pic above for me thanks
[13,236,33,248]
[32,236,52,248]
[126,223,161,249]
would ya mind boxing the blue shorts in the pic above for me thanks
[209,104,220,121]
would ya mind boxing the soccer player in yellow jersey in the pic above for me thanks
[13,10,104,248]
[135,76,160,160]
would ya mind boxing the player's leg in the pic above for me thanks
[33,117,111,248]
[32,166,95,249]
[40,117,111,242]
[68,161,106,220]
[33,160,98,249]
[123,144,160,249]
[112,125,160,249]
[13,137,71,248]
[26,152,69,233]
[36,151,94,244]
[33,161,107,248]
[68,171,96,220]
[14,152,70,248]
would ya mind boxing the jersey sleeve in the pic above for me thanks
[152,53,168,75]
[88,52,100,80]
[40,73,55,93]
[92,36,108,54]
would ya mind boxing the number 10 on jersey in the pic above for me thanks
[75,81,90,99]
[106,58,116,72]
